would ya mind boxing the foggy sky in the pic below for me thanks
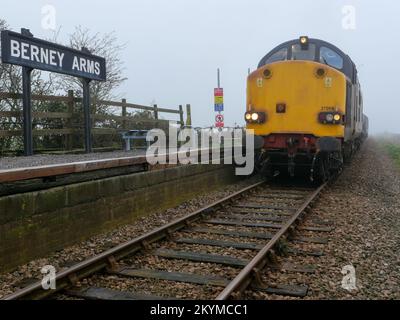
[1,0,399,133]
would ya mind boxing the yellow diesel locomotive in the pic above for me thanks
[245,36,368,181]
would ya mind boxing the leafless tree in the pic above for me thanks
[0,19,21,96]
[57,26,127,105]
[0,22,132,152]
[0,19,63,151]
[0,19,62,97]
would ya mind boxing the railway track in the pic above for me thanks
[3,179,333,300]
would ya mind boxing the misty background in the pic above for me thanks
[1,0,399,133]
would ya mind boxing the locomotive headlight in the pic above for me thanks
[245,112,266,124]
[263,68,272,79]
[251,113,259,121]
[300,36,308,45]
[318,112,343,125]
[300,36,309,50]
[326,114,334,122]
[316,68,326,78]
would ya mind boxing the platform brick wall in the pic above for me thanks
[0,164,241,272]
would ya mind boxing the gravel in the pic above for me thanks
[0,175,263,298]
[0,150,146,170]
[59,185,310,299]
[2,137,399,300]
[246,138,400,300]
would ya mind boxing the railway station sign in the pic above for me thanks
[0,28,107,156]
[1,30,106,81]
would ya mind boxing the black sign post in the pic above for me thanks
[22,66,33,155]
[20,28,34,156]
[82,78,92,153]
[0,28,106,155]
[81,46,93,153]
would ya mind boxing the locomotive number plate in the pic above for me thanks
[321,106,337,112]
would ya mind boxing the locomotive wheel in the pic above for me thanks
[311,152,331,184]
[254,150,270,176]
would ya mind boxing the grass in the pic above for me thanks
[383,143,400,167]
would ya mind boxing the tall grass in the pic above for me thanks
[384,143,400,167]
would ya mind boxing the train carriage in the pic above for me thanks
[245,36,368,181]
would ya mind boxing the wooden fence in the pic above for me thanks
[0,91,192,154]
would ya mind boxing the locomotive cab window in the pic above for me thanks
[265,48,288,64]
[291,44,316,61]
[319,46,344,69]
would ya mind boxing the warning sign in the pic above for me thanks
[214,88,224,97]
[215,104,224,112]
[214,88,224,112]
[215,114,224,123]
[214,96,224,105]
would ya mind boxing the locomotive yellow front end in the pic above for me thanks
[246,60,346,138]
[246,37,351,181]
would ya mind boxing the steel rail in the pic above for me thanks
[2,180,265,300]
[216,181,328,300]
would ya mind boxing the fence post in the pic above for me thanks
[179,105,184,127]
[122,98,127,130]
[66,90,74,150]
[92,96,97,127]
[186,104,192,127]
[153,104,159,120]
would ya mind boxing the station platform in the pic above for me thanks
[0,150,146,170]
[0,150,147,183]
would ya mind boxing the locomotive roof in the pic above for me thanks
[258,38,357,82]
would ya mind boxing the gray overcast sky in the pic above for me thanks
[1,0,399,133]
